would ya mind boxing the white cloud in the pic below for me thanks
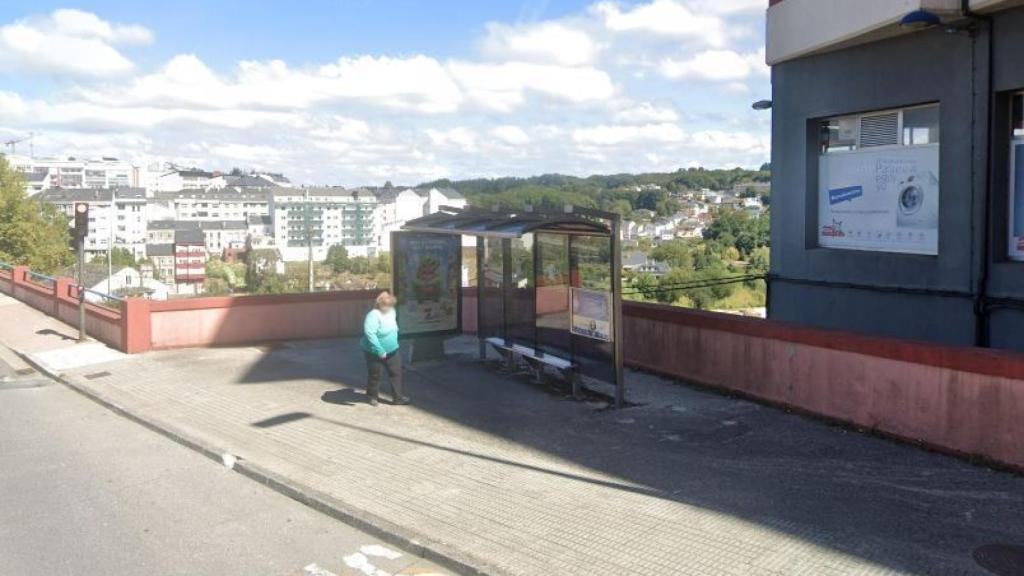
[49,9,153,44]
[309,116,372,142]
[481,21,601,67]
[82,53,465,114]
[0,90,300,130]
[0,2,771,184]
[593,0,727,46]
[659,49,767,81]
[613,102,679,124]
[573,123,685,146]
[491,125,531,145]
[449,61,616,112]
[209,143,287,162]
[78,52,616,116]
[686,129,768,152]
[426,127,479,151]
[689,0,765,15]
[0,9,152,77]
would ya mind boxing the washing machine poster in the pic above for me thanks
[1010,143,1024,261]
[393,232,461,335]
[818,145,939,255]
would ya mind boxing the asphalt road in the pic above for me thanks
[0,355,450,576]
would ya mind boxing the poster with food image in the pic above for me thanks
[393,232,461,335]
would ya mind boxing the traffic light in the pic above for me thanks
[73,202,89,240]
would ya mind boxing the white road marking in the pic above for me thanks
[303,562,340,576]
[343,551,392,576]
[360,544,402,560]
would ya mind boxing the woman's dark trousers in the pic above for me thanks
[365,351,403,400]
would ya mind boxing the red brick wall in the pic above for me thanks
[623,302,1024,471]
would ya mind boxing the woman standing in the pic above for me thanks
[361,291,409,406]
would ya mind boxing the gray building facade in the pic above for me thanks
[768,0,1024,351]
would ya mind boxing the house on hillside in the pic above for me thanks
[622,252,670,276]
[86,267,170,302]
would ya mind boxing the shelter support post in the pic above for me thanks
[611,215,625,408]
[477,235,486,360]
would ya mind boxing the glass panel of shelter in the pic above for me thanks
[569,234,615,384]
[479,236,506,340]
[476,230,615,382]
[507,234,536,346]
[535,233,571,357]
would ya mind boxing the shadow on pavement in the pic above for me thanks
[223,336,1024,574]
[320,389,366,407]
[35,328,76,342]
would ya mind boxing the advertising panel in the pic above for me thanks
[818,145,939,255]
[392,232,461,336]
[570,287,612,342]
[1009,142,1024,261]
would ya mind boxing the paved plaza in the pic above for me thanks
[1,294,1023,575]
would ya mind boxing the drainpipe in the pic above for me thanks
[963,0,994,347]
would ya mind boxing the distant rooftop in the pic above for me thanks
[149,220,246,231]
[36,187,146,202]
[174,229,205,244]
[153,188,272,201]
[273,187,376,200]
[146,244,174,257]
[225,174,283,188]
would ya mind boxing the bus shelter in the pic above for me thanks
[392,205,626,407]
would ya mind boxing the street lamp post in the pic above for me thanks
[306,189,314,293]
[107,189,115,296]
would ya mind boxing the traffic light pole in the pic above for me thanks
[74,201,89,343]
[77,235,87,342]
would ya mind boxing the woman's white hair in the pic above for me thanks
[375,291,397,308]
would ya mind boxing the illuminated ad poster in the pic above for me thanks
[570,288,612,342]
[393,232,461,336]
[1010,143,1024,261]
[818,145,939,255]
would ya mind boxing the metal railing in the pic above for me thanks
[81,287,126,305]
[2,260,125,305]
[24,270,56,289]
[621,272,766,297]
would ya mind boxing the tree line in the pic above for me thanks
[422,166,770,218]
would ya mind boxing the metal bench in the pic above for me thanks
[485,337,580,398]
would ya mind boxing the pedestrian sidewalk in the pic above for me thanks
[0,293,127,373]
[2,295,1023,575]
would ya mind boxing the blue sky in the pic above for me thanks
[0,1,770,186]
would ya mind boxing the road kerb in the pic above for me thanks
[14,349,496,576]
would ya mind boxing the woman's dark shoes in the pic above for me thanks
[366,395,379,407]
[392,396,411,406]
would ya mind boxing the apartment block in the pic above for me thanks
[271,187,377,261]
[8,155,133,195]
[37,187,148,259]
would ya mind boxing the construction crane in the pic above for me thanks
[3,132,35,156]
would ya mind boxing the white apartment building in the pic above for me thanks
[147,220,247,254]
[375,187,467,251]
[38,187,148,259]
[155,168,216,192]
[272,187,378,261]
[150,188,272,222]
[7,155,133,196]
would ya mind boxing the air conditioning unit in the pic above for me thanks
[859,112,899,148]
